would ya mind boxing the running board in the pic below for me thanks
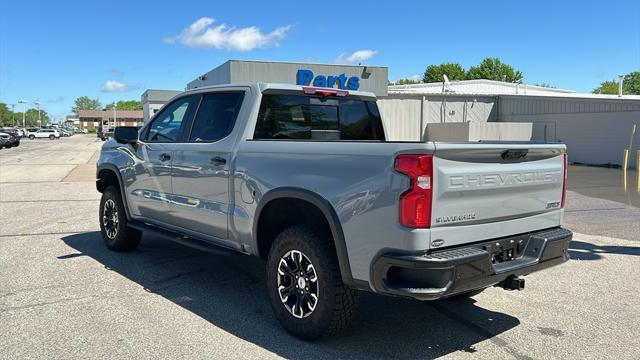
[127,221,239,256]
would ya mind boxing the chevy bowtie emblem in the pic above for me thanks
[501,149,528,161]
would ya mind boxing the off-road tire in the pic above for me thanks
[266,225,358,340]
[99,185,142,252]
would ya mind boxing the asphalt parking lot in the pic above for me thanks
[1,135,639,359]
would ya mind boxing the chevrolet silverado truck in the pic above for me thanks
[96,83,572,340]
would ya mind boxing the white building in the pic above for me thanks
[141,89,181,123]
[380,80,640,168]
[388,79,576,96]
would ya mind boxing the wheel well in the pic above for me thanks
[256,198,334,259]
[96,169,119,193]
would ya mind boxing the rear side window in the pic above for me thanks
[254,94,385,141]
[189,92,244,142]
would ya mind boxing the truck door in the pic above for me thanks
[170,91,245,242]
[127,95,199,225]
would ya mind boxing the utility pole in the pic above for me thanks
[10,104,15,126]
[34,101,42,127]
[18,100,27,128]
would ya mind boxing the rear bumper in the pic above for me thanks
[371,227,572,300]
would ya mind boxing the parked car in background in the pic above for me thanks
[29,129,60,140]
[59,128,72,137]
[25,128,39,137]
[0,127,20,138]
[0,133,11,149]
[100,127,114,141]
[12,128,26,137]
[0,132,19,148]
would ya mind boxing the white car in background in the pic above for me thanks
[29,129,60,140]
[25,128,39,137]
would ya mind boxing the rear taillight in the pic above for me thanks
[561,152,568,208]
[395,154,433,228]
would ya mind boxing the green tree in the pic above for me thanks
[72,96,101,114]
[466,57,523,82]
[0,103,13,126]
[12,112,24,126]
[23,108,50,127]
[592,71,640,95]
[592,80,626,95]
[423,63,466,83]
[623,71,640,95]
[104,100,142,110]
[395,78,421,85]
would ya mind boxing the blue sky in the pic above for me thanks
[1,0,639,120]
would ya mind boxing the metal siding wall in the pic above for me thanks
[499,96,640,115]
[187,61,231,89]
[230,61,388,96]
[497,96,640,168]
[377,95,497,141]
[187,60,388,96]
[376,98,422,141]
[424,96,496,124]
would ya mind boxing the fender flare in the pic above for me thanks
[252,187,361,288]
[96,163,132,221]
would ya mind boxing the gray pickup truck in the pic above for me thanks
[96,83,572,339]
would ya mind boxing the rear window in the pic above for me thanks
[254,94,385,141]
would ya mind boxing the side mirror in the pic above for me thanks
[114,126,138,144]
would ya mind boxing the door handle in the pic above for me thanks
[159,153,171,162]
[210,156,226,166]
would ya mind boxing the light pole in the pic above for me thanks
[112,103,117,129]
[34,101,42,127]
[618,74,625,97]
[18,100,27,128]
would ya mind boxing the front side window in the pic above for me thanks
[254,93,385,141]
[188,92,244,142]
[144,96,197,142]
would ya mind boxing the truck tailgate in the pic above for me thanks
[430,142,566,247]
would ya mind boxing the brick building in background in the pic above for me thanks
[77,110,144,131]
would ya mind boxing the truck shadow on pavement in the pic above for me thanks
[568,240,640,261]
[62,232,521,358]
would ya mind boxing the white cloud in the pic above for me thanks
[336,49,378,64]
[101,80,137,92]
[164,17,291,52]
